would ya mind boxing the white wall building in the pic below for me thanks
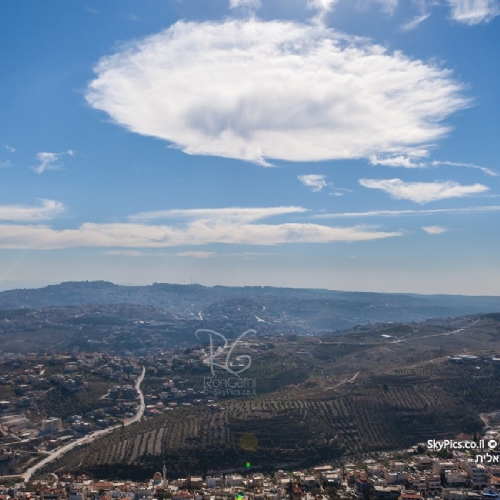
[41,417,62,434]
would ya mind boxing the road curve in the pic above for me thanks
[21,366,146,483]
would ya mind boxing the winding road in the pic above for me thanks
[20,366,145,483]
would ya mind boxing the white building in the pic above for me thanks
[41,417,63,434]
[435,461,458,474]
[226,474,244,486]
[426,474,443,495]
[446,470,469,486]
[464,460,490,489]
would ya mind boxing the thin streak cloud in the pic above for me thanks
[431,160,498,177]
[422,225,448,234]
[176,251,280,260]
[401,13,430,31]
[359,178,489,204]
[129,206,308,223]
[314,205,500,218]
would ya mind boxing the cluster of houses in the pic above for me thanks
[0,352,146,476]
[2,450,500,500]
[448,355,500,366]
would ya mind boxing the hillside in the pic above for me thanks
[40,313,500,479]
[1,281,500,332]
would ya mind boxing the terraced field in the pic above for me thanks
[40,315,500,479]
[43,363,490,479]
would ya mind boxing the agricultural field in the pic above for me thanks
[33,313,500,479]
[0,327,73,353]
[43,365,498,479]
[143,350,314,396]
[36,379,114,420]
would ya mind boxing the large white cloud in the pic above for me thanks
[86,19,468,165]
[359,178,489,204]
[0,206,402,249]
[0,222,401,249]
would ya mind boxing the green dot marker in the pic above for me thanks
[246,462,251,469]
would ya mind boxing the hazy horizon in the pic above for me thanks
[2,278,500,298]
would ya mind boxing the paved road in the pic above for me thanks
[19,366,145,483]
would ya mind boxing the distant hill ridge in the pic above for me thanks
[0,280,499,331]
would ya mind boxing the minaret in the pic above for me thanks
[163,463,168,489]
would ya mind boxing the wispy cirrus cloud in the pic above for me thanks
[298,174,352,196]
[397,0,498,29]
[370,150,428,168]
[359,178,489,204]
[307,0,338,22]
[315,205,500,218]
[86,19,468,166]
[229,0,261,8]
[129,206,307,223]
[176,251,279,260]
[422,225,448,234]
[103,250,171,257]
[401,13,430,30]
[307,0,338,13]
[176,251,219,259]
[308,0,398,17]
[298,174,328,192]
[32,150,74,174]
[307,0,337,10]
[370,153,497,177]
[0,199,65,222]
[0,160,12,169]
[449,0,499,24]
[4,144,16,153]
[370,153,497,178]
[0,206,402,250]
[377,0,399,14]
[431,160,498,177]
[103,250,146,257]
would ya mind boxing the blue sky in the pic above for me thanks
[0,0,499,294]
